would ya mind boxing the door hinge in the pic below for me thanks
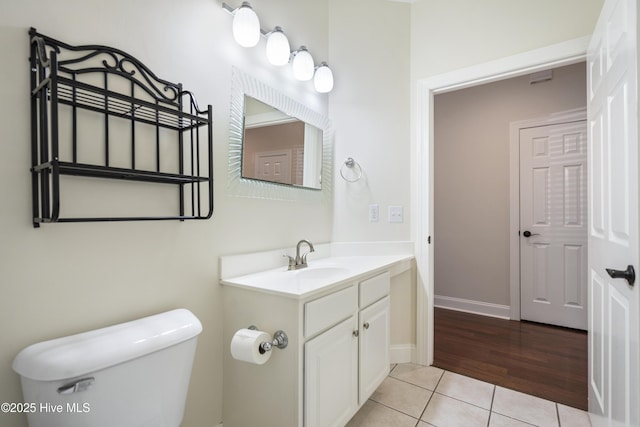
[428,235,431,244]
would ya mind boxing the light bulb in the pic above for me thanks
[292,47,314,81]
[314,63,334,93]
[232,2,260,48]
[266,27,290,66]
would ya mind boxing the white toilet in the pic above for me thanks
[12,308,202,427]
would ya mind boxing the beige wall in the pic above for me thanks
[329,0,412,242]
[0,1,330,426]
[328,0,416,355]
[433,62,587,306]
[411,0,604,79]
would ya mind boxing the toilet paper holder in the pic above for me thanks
[248,326,288,354]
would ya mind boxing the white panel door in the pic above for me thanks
[587,0,639,425]
[520,121,588,330]
[254,150,292,184]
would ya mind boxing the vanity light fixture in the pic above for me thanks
[222,2,334,92]
[231,2,261,48]
[291,46,314,81]
[265,27,290,66]
[313,62,334,93]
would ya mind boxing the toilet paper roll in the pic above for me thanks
[230,328,272,365]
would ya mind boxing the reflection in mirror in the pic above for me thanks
[242,96,323,189]
[228,68,332,202]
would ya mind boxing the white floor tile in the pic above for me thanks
[492,386,558,427]
[435,371,495,409]
[557,403,591,427]
[421,393,490,427]
[370,376,432,418]
[346,400,419,427]
[489,412,537,427]
[389,362,444,391]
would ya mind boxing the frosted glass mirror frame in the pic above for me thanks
[228,68,333,201]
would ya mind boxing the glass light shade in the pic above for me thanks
[292,47,314,81]
[232,3,260,48]
[266,28,290,66]
[314,63,334,93]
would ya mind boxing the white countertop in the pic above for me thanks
[220,254,413,299]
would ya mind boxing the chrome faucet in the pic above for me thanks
[285,239,315,270]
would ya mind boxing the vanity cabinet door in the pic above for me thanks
[358,296,390,405]
[304,316,358,427]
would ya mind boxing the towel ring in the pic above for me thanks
[340,157,362,182]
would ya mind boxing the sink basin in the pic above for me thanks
[223,264,352,292]
[294,267,350,281]
[221,254,413,298]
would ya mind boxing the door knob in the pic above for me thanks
[522,230,540,238]
[606,265,635,286]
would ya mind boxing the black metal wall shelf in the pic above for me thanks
[29,28,214,227]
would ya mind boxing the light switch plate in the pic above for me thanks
[388,205,403,223]
[369,204,379,222]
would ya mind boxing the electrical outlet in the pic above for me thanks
[369,204,379,222]
[388,205,403,223]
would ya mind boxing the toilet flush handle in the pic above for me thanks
[57,377,95,394]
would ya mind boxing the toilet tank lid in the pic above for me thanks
[12,309,202,381]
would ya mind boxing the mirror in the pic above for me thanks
[242,96,323,189]
[228,68,332,202]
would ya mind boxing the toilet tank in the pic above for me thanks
[12,309,202,427]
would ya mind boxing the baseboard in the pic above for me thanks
[390,344,416,364]
[434,295,511,319]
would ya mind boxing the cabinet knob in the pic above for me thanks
[363,322,370,330]
[352,330,359,337]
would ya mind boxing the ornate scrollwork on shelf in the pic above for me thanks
[30,31,181,104]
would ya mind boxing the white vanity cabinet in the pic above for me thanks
[222,264,398,427]
[304,271,390,427]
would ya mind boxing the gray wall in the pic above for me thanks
[434,62,587,307]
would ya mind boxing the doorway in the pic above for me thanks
[413,36,591,367]
[432,62,587,323]
[430,63,588,405]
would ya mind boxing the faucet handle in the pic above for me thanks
[283,254,296,269]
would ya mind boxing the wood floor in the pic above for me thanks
[433,307,588,410]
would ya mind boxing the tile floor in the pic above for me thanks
[347,363,591,427]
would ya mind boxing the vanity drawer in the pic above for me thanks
[359,271,390,308]
[305,286,357,338]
